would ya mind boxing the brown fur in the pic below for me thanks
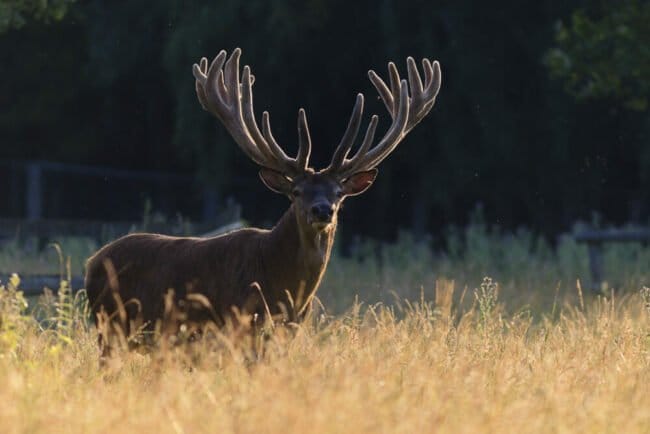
[85,203,335,334]
[87,49,442,345]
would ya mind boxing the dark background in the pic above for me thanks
[1,0,648,244]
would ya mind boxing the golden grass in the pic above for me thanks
[1,279,649,434]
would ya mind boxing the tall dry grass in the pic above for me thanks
[0,273,649,434]
[1,216,649,433]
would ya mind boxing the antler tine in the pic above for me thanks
[349,79,410,171]
[346,114,379,170]
[193,48,307,176]
[424,59,442,98]
[223,47,241,106]
[260,112,292,165]
[193,58,211,113]
[327,57,441,178]
[193,52,226,114]
[409,58,441,131]
[240,65,291,171]
[325,93,364,172]
[296,108,312,170]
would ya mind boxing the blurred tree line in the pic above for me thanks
[0,0,648,242]
[0,0,77,32]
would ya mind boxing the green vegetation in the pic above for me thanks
[545,0,650,111]
[0,0,77,32]
[323,222,649,314]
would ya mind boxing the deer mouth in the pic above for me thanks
[310,221,332,231]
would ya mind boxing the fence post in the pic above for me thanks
[26,162,43,221]
[202,186,218,222]
[587,241,603,293]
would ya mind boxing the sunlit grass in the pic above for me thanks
[0,272,649,433]
[1,220,649,433]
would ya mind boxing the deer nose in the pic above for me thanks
[310,203,333,222]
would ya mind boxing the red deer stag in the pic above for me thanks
[85,48,441,338]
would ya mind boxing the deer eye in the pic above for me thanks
[292,189,301,197]
[336,190,344,198]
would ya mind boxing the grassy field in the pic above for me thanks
[1,222,649,433]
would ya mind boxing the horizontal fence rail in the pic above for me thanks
[1,159,204,221]
[575,229,650,243]
[0,217,218,241]
[1,274,84,296]
[575,228,650,293]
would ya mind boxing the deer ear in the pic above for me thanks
[342,169,378,196]
[259,168,293,195]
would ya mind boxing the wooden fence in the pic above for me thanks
[0,217,222,244]
[575,229,650,292]
[0,159,230,223]
[0,159,250,296]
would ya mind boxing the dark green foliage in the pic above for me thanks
[1,1,648,239]
[0,0,77,32]
[545,0,650,111]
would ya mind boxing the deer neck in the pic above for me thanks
[263,204,336,310]
[275,203,335,271]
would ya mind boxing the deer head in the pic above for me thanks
[192,48,441,232]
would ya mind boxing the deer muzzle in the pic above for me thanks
[309,202,334,225]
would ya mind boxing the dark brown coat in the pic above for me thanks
[85,204,335,331]
[86,48,442,341]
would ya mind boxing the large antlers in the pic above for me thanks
[193,48,311,177]
[324,57,441,178]
[193,49,441,179]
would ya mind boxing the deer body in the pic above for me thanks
[85,203,336,327]
[85,48,441,341]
